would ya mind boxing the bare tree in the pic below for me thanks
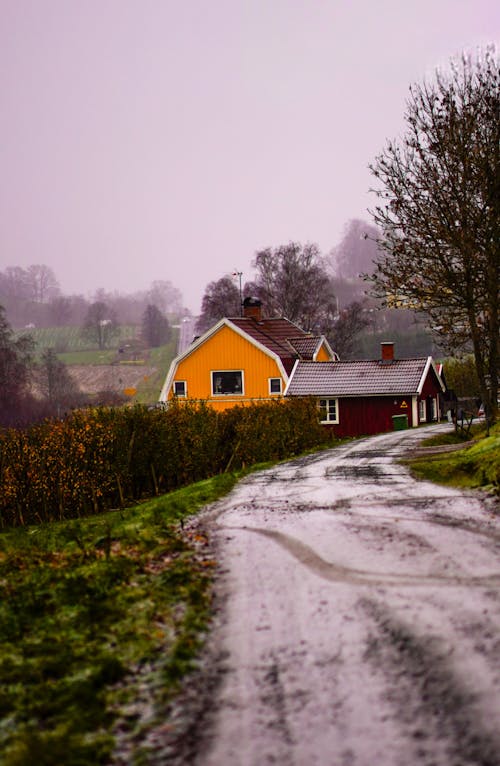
[37,348,82,411]
[81,302,119,350]
[0,306,35,426]
[0,267,31,301]
[26,264,60,303]
[327,300,373,359]
[195,276,242,334]
[252,242,337,332]
[148,280,183,317]
[369,48,499,419]
[141,304,172,347]
[330,219,380,279]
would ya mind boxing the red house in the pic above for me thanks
[285,342,446,438]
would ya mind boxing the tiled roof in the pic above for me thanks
[286,359,435,396]
[228,317,325,372]
[287,336,322,360]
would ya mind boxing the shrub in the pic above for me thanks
[0,398,330,527]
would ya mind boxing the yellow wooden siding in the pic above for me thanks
[170,325,284,410]
[315,342,332,362]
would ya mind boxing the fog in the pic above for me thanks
[0,1,497,313]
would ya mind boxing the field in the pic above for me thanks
[17,325,178,403]
[16,325,140,356]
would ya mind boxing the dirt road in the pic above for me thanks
[166,424,500,766]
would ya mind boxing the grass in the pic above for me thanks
[57,349,120,365]
[16,326,139,357]
[0,470,247,766]
[134,339,178,404]
[407,421,500,495]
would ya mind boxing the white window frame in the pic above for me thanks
[268,377,282,395]
[211,369,245,396]
[173,380,187,397]
[418,399,425,422]
[319,398,339,424]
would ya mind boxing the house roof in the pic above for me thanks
[287,336,323,359]
[285,358,446,397]
[227,317,333,372]
[229,317,306,359]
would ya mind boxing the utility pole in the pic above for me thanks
[233,271,243,316]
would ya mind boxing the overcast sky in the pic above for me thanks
[1,1,498,313]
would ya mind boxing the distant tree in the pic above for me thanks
[330,219,380,279]
[81,302,119,350]
[252,242,337,332]
[26,264,60,303]
[443,355,482,400]
[0,306,35,426]
[0,267,31,301]
[36,348,82,412]
[327,300,373,359]
[369,48,499,420]
[195,276,242,334]
[148,280,183,317]
[141,304,172,347]
[48,296,73,326]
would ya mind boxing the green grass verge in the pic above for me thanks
[57,349,119,365]
[0,470,246,766]
[134,339,178,404]
[407,422,500,494]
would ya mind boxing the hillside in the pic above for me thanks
[68,364,158,397]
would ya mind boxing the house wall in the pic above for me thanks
[417,373,442,423]
[169,324,285,411]
[323,395,415,438]
[315,342,332,362]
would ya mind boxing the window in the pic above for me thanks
[269,377,282,395]
[212,370,244,395]
[319,398,339,424]
[419,400,425,421]
[173,380,187,397]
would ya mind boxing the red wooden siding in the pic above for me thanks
[323,396,414,438]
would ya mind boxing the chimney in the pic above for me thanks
[380,341,395,363]
[243,296,262,322]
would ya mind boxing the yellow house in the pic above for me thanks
[159,299,336,411]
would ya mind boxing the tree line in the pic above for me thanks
[195,225,385,359]
[0,267,185,330]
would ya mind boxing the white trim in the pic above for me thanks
[318,397,340,424]
[312,336,339,361]
[283,359,300,396]
[417,356,446,395]
[268,377,282,395]
[224,319,289,380]
[418,397,425,423]
[211,369,245,396]
[173,380,187,398]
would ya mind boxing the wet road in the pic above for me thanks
[186,424,500,766]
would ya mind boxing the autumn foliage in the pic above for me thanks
[0,398,327,527]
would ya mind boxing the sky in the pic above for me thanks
[1,1,498,314]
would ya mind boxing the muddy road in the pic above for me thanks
[167,424,500,766]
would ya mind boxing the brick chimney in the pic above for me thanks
[380,341,395,363]
[243,296,262,322]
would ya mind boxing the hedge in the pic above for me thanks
[0,398,329,527]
